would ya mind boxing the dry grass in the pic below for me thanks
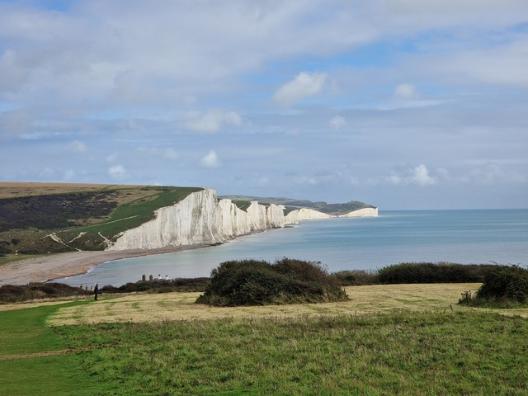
[0,181,141,199]
[49,283,528,326]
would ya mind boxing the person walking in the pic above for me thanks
[94,283,99,301]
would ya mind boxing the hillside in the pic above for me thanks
[0,182,202,255]
[222,195,376,215]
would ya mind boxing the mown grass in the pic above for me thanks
[0,302,114,396]
[59,311,528,395]
[51,283,485,325]
[4,285,528,395]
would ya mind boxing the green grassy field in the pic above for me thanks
[0,302,115,395]
[2,285,528,395]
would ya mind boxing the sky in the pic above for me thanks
[0,1,527,209]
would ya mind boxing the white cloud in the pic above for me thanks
[388,164,436,186]
[411,164,436,186]
[329,115,346,129]
[185,110,241,133]
[428,36,528,88]
[394,83,418,100]
[274,72,327,106]
[108,164,127,179]
[69,140,87,153]
[200,150,220,168]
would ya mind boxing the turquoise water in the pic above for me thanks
[61,209,528,286]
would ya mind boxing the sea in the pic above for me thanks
[60,209,528,287]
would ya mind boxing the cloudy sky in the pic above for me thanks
[1,0,527,209]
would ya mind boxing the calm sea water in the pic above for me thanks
[60,209,528,286]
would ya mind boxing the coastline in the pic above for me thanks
[0,209,379,286]
[0,244,210,286]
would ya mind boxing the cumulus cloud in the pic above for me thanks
[274,72,327,106]
[69,140,87,153]
[108,164,127,179]
[200,150,220,168]
[185,110,242,133]
[329,115,346,129]
[388,164,436,186]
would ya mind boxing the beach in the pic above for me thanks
[0,245,208,285]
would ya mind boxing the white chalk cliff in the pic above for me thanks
[107,188,377,251]
[339,207,379,217]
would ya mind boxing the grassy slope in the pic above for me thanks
[71,186,202,237]
[60,311,528,395]
[0,183,202,253]
[2,285,528,395]
[223,195,376,214]
[0,302,114,396]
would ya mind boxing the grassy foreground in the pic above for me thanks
[0,302,115,395]
[61,312,528,395]
[2,284,528,395]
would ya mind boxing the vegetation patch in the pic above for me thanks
[460,266,528,307]
[0,191,118,232]
[0,303,114,395]
[196,258,348,306]
[334,270,379,285]
[103,278,210,294]
[0,283,89,304]
[58,311,528,395]
[232,199,251,211]
[378,262,504,284]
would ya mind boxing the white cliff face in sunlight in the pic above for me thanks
[107,189,377,251]
[108,189,287,250]
[339,207,379,217]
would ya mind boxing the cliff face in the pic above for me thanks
[108,189,288,250]
[284,208,332,223]
[107,189,378,251]
[339,207,379,218]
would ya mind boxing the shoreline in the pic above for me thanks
[0,244,211,286]
[0,214,378,286]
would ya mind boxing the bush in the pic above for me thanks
[334,270,378,286]
[103,278,209,294]
[0,282,89,303]
[196,258,348,306]
[475,266,528,303]
[378,262,503,284]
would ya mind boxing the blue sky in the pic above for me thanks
[0,1,527,209]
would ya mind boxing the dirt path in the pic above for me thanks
[0,348,88,361]
[0,245,209,285]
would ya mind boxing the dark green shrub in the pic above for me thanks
[476,266,528,303]
[378,262,503,284]
[0,282,89,303]
[334,270,378,285]
[102,278,209,293]
[196,258,348,306]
